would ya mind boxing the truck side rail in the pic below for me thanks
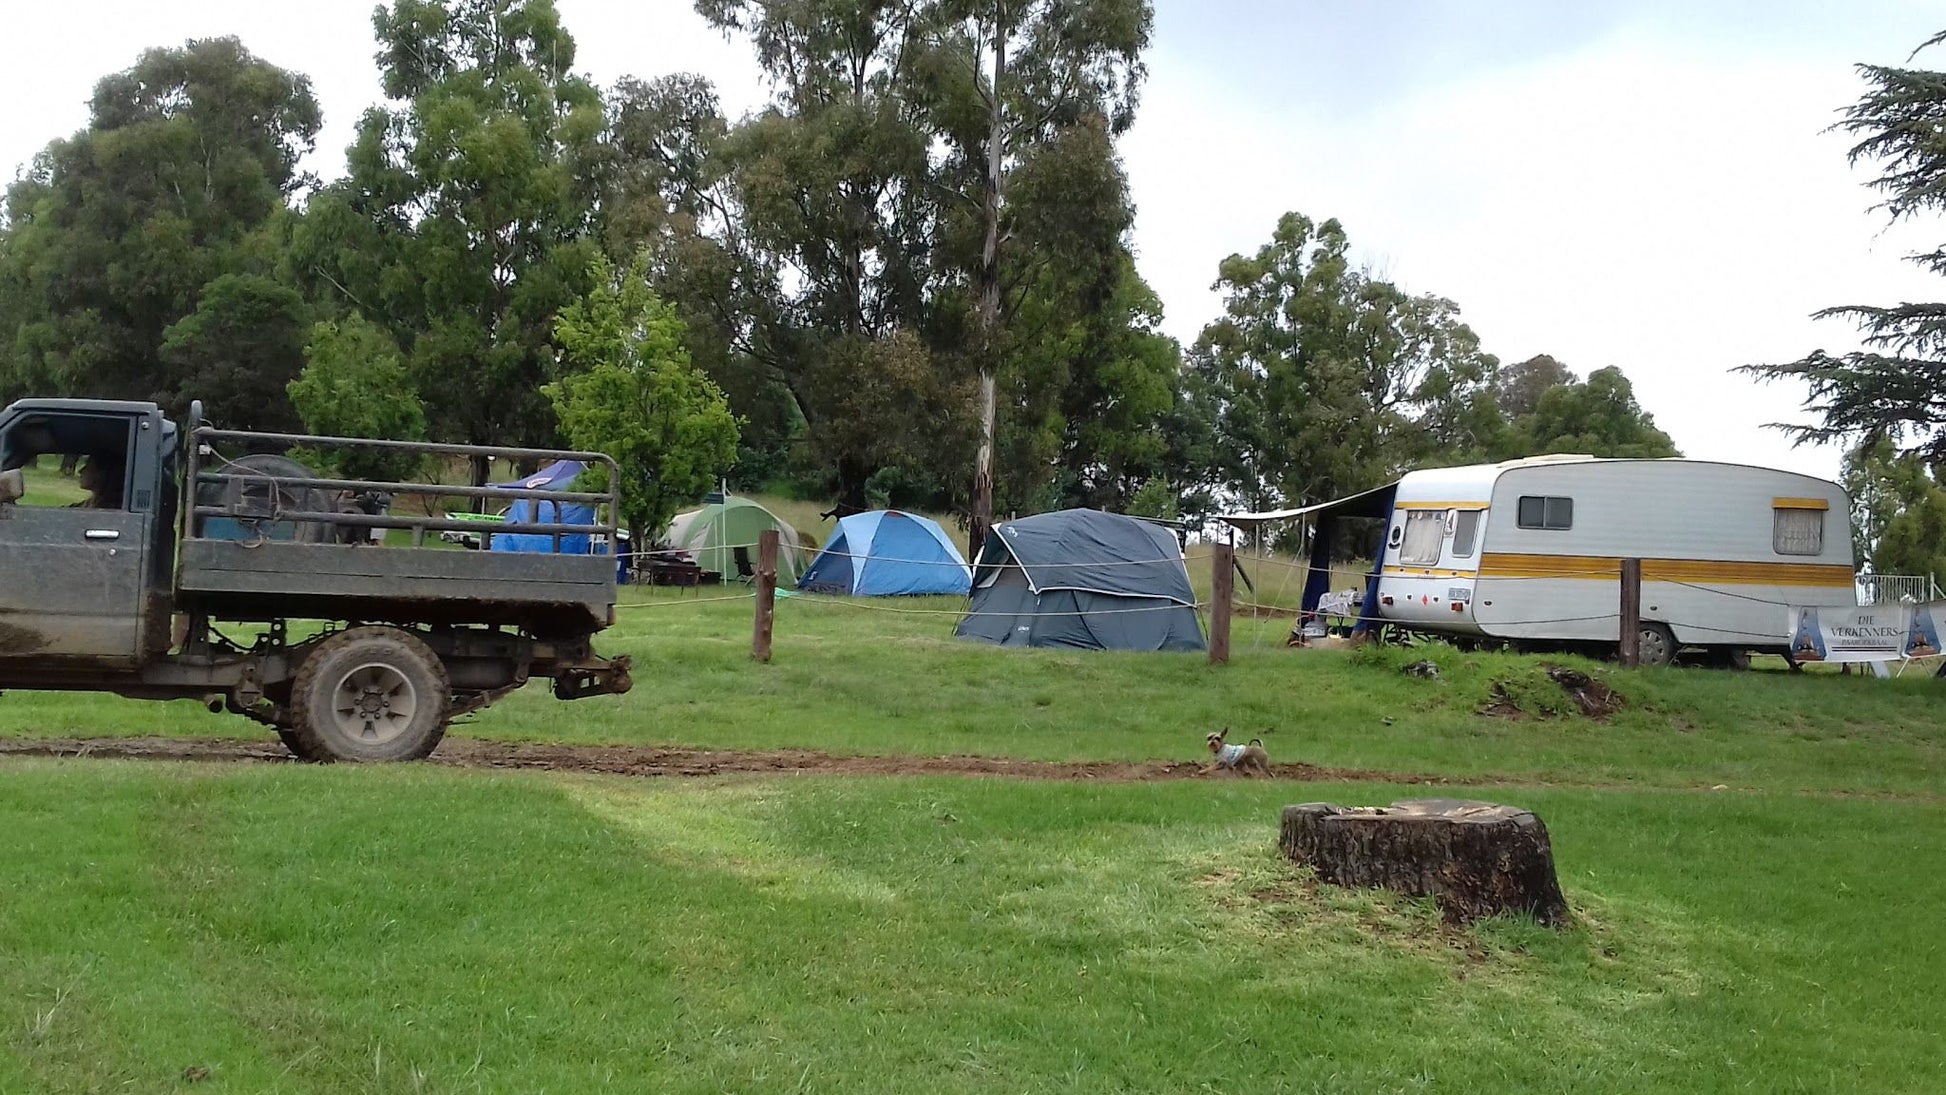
[183,418,622,551]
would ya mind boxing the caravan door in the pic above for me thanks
[1375,502,1487,635]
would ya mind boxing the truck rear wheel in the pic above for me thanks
[289,627,451,762]
[276,726,330,762]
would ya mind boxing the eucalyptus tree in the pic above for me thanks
[598,73,803,482]
[293,0,604,479]
[1191,211,1507,509]
[0,37,319,411]
[546,255,740,548]
[694,0,953,507]
[906,0,1151,547]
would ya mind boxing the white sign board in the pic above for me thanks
[1785,606,1911,664]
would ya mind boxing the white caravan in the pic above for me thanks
[1271,456,1857,665]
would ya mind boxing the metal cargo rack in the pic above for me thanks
[177,417,625,638]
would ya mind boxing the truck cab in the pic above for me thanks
[0,400,177,667]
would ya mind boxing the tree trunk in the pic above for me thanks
[970,24,1007,562]
[1279,799,1570,927]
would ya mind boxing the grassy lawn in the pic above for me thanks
[1,760,1939,1092]
[3,532,1943,1090]
[5,583,1939,796]
[5,464,1938,1090]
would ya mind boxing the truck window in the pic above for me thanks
[1399,510,1445,565]
[1451,510,1482,558]
[1773,507,1824,555]
[0,414,133,510]
[1516,495,1572,530]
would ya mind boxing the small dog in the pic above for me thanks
[1203,726,1271,777]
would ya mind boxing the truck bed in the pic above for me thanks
[178,538,615,637]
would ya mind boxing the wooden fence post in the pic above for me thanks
[752,528,778,663]
[1210,541,1234,665]
[1618,557,1642,668]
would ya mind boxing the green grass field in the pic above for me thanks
[2,763,1940,1092]
[7,583,1939,795]
[2,517,1944,1090]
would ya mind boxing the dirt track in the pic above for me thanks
[0,735,1457,785]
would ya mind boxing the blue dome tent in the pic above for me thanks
[797,510,971,596]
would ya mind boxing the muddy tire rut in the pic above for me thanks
[0,734,1456,785]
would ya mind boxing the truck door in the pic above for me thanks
[0,411,149,664]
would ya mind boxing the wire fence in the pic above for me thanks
[612,580,1871,636]
[595,536,1946,669]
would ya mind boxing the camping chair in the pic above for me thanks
[733,545,755,582]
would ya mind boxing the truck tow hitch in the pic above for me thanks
[553,655,634,701]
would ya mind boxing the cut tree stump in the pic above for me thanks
[1279,799,1570,927]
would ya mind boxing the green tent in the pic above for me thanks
[664,496,806,583]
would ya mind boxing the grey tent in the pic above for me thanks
[955,509,1205,652]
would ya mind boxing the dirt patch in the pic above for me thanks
[1545,667,1625,717]
[7,735,1931,801]
[0,734,1454,786]
[1482,665,1626,720]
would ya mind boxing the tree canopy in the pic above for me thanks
[0,37,319,413]
[293,0,604,479]
[286,315,428,481]
[1186,211,1676,520]
[0,8,1702,536]
[546,255,739,547]
[1189,212,1504,511]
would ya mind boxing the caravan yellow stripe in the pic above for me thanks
[1772,497,1831,511]
[1476,553,1853,587]
[1382,565,1479,578]
[1476,553,1621,580]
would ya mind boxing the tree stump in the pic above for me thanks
[1279,799,1570,927]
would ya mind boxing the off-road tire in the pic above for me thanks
[275,725,332,762]
[1635,622,1678,668]
[289,627,451,762]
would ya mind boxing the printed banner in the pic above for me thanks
[1908,602,1945,660]
[1786,605,1911,664]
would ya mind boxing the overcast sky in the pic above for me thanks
[4,0,1942,482]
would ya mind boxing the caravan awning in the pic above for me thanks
[1218,483,1399,528]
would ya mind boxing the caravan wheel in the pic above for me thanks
[1635,623,1677,668]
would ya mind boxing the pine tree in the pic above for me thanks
[1742,32,1946,461]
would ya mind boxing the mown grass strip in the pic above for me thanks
[1,761,1941,1092]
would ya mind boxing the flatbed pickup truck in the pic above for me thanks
[0,398,632,761]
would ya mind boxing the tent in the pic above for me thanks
[664,495,805,583]
[488,460,601,555]
[797,510,971,596]
[955,509,1205,652]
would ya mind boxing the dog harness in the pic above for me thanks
[1216,742,1246,768]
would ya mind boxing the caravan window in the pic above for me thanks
[1451,510,1482,559]
[1773,507,1824,556]
[1399,510,1445,565]
[1516,495,1573,530]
